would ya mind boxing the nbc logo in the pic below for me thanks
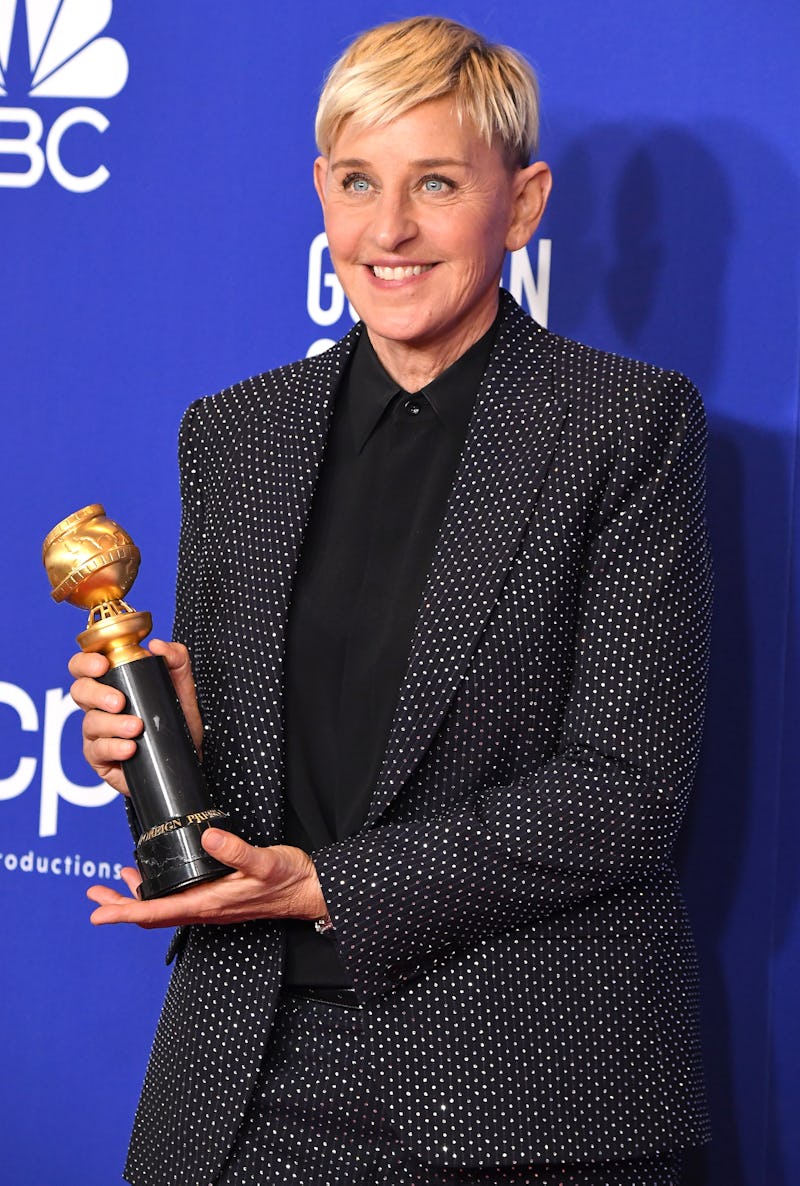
[0,0,128,192]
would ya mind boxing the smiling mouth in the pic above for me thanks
[370,264,435,280]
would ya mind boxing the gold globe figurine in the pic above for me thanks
[42,503,153,664]
[42,504,230,899]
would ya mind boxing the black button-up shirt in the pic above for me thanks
[283,318,497,985]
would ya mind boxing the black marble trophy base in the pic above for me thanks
[99,653,230,900]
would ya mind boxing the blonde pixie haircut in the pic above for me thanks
[315,16,540,167]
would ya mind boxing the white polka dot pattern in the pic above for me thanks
[124,292,711,1186]
[215,994,685,1185]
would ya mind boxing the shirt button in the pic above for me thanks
[404,399,421,416]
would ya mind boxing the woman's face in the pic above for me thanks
[314,97,550,381]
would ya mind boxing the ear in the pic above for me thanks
[505,161,552,253]
[313,156,329,210]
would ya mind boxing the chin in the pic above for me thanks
[369,317,442,350]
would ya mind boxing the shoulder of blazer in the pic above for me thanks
[481,294,706,487]
[487,290,702,405]
[178,322,364,449]
[534,316,705,436]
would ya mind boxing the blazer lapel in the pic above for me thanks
[368,299,570,821]
[251,329,360,590]
[232,328,360,837]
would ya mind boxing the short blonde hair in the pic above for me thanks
[315,16,540,167]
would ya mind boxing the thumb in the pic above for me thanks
[201,828,255,871]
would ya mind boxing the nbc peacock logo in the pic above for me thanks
[0,0,128,191]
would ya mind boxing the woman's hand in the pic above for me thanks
[69,644,328,929]
[86,829,327,928]
[68,638,203,796]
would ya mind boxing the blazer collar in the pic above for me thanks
[367,291,571,821]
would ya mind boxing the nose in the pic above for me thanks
[370,189,418,251]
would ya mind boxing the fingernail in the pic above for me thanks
[203,828,224,851]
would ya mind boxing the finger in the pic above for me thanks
[148,638,189,672]
[68,650,110,680]
[89,900,146,926]
[120,866,144,896]
[83,739,137,771]
[87,883,129,906]
[84,867,140,896]
[87,876,234,928]
[83,727,139,770]
[201,828,263,874]
[77,734,133,794]
[83,707,143,742]
[70,675,127,714]
[88,867,169,926]
[87,872,142,917]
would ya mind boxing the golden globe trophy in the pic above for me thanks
[42,504,230,899]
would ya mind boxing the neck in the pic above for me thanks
[365,301,499,392]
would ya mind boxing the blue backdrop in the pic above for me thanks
[2,3,798,1183]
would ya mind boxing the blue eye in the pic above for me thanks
[423,177,446,192]
[343,173,371,192]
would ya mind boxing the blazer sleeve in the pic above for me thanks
[312,371,712,1001]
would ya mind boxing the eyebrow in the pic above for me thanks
[330,157,470,170]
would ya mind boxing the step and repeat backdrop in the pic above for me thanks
[2,2,798,1183]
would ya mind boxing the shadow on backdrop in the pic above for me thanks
[544,120,734,387]
[543,117,799,1186]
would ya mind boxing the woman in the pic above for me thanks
[70,17,711,1186]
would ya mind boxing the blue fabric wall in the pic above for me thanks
[1,3,798,1182]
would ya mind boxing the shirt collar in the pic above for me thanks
[345,314,499,452]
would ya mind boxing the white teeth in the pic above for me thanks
[372,264,433,280]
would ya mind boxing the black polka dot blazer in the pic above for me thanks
[124,292,712,1186]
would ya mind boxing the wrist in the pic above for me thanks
[280,846,327,920]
